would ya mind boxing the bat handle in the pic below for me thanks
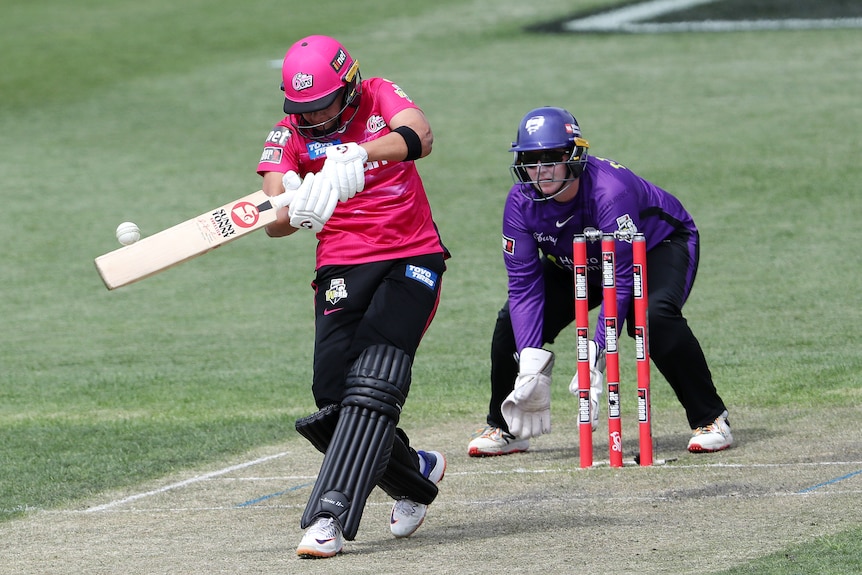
[269,189,295,210]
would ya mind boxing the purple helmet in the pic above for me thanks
[510,107,590,200]
[281,35,362,139]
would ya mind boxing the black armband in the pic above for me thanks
[393,125,423,161]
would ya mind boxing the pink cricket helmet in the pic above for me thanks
[281,35,360,115]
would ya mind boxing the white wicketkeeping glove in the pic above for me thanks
[501,347,554,439]
[323,142,368,202]
[568,340,605,431]
[287,172,338,232]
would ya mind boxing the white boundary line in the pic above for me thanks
[607,18,862,33]
[565,0,719,30]
[84,451,289,513]
[563,0,862,33]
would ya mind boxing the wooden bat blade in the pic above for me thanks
[95,190,277,290]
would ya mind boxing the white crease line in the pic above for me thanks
[60,489,862,515]
[79,457,862,513]
[441,460,862,476]
[215,475,317,481]
[84,452,290,513]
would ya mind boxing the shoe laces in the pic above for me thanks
[693,417,728,436]
[393,499,420,517]
[473,425,520,443]
[311,517,339,538]
[472,426,497,438]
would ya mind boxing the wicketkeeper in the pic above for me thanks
[468,106,733,458]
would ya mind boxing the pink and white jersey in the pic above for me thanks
[257,77,446,268]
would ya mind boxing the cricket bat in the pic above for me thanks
[95,190,282,290]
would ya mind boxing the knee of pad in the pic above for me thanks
[295,404,340,454]
[342,345,412,421]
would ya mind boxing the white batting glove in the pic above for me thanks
[568,340,605,431]
[287,172,338,232]
[269,170,303,210]
[323,142,368,202]
[501,347,554,439]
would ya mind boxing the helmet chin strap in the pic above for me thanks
[297,111,346,140]
[295,86,362,142]
[527,165,582,202]
[513,158,583,201]
[530,179,573,202]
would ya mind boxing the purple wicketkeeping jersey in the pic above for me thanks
[502,155,698,351]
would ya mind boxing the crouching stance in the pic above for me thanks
[469,106,732,458]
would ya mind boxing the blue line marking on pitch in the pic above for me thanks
[797,469,862,494]
[236,482,315,507]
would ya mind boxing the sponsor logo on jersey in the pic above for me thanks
[502,235,516,254]
[367,115,386,133]
[556,214,575,227]
[307,139,339,160]
[533,231,558,246]
[554,255,576,270]
[616,214,637,240]
[266,127,291,145]
[391,83,413,102]
[405,265,438,289]
[259,146,283,164]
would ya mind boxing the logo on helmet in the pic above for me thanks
[292,72,313,92]
[525,116,545,135]
[330,48,348,73]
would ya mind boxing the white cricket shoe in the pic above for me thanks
[467,425,530,457]
[296,516,343,559]
[390,450,446,538]
[688,411,733,453]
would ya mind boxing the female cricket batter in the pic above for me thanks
[257,35,448,559]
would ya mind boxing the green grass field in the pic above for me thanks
[2,0,861,572]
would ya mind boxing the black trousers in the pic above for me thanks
[299,253,445,513]
[311,252,446,407]
[487,231,726,431]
